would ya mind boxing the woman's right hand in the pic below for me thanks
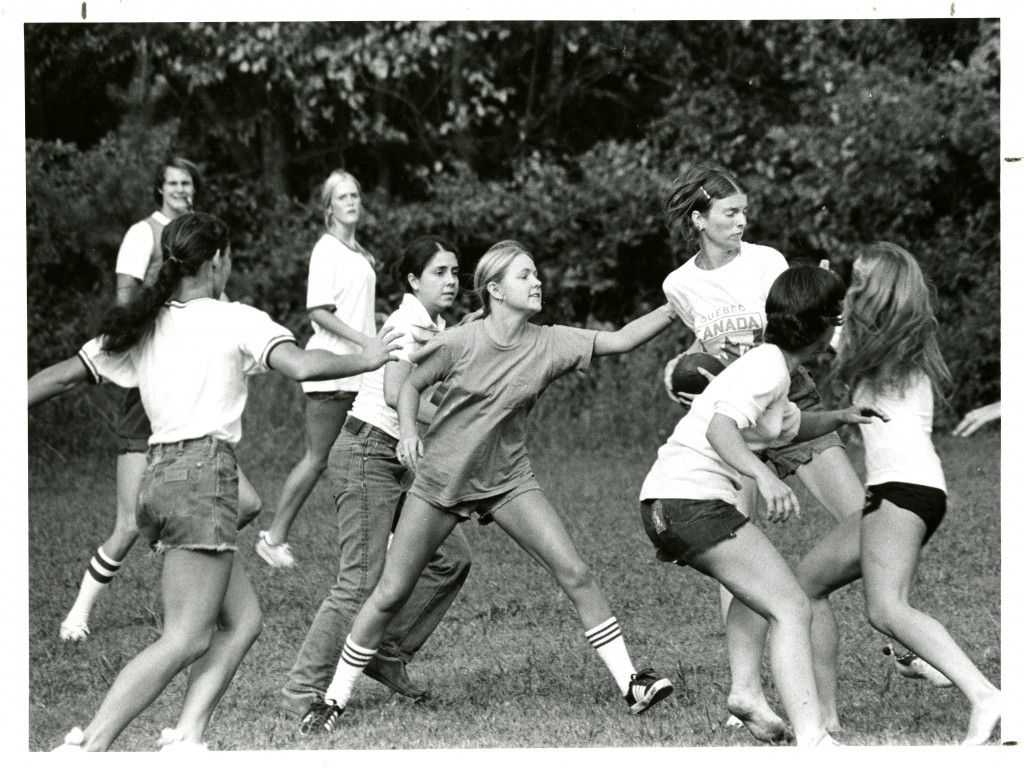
[362,327,403,370]
[396,435,423,470]
[755,471,800,523]
[663,355,718,410]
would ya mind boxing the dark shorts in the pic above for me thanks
[116,388,152,454]
[306,390,358,405]
[411,476,543,526]
[764,365,844,478]
[863,482,947,544]
[136,437,239,553]
[639,498,749,566]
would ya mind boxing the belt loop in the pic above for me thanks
[208,436,219,457]
[175,440,185,456]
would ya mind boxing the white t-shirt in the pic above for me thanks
[303,233,377,393]
[640,344,800,505]
[349,293,446,439]
[663,242,788,357]
[79,298,295,445]
[854,373,946,492]
[115,211,170,282]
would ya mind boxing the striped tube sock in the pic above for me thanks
[324,635,377,706]
[70,547,123,618]
[585,616,635,696]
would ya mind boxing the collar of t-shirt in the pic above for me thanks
[398,292,446,334]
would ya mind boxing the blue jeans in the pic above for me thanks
[284,417,472,702]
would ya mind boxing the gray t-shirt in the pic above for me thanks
[410,320,598,507]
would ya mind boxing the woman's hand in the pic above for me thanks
[755,471,800,523]
[953,401,1001,437]
[396,435,424,470]
[361,327,403,371]
[842,404,890,424]
[663,355,718,410]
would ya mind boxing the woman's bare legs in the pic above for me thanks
[861,501,1000,745]
[73,549,234,751]
[691,524,830,746]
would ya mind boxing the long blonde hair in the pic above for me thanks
[833,242,951,400]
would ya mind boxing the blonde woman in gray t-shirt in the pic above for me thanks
[297,240,678,734]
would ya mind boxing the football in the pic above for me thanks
[669,351,727,396]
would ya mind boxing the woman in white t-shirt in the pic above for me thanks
[283,235,472,720]
[257,170,379,568]
[660,162,886,734]
[641,265,882,746]
[30,213,399,752]
[832,243,1000,745]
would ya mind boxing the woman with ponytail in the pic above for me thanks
[639,265,885,746]
[30,213,400,752]
[59,156,261,646]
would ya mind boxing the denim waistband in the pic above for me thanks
[148,435,232,459]
[343,415,399,448]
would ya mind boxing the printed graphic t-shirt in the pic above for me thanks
[662,242,788,358]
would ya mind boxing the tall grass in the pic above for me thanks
[27,334,1002,751]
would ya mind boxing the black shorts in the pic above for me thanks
[639,498,749,566]
[116,387,152,454]
[863,482,947,544]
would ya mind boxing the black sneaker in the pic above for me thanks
[299,697,345,735]
[624,668,674,714]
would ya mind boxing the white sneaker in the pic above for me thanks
[256,531,296,568]
[52,727,85,751]
[59,616,90,642]
[158,727,209,752]
[883,644,953,687]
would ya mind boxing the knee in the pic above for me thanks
[554,559,596,597]
[864,597,900,637]
[772,590,813,627]
[238,609,264,647]
[165,628,216,666]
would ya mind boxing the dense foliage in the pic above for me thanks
[25,19,1000,420]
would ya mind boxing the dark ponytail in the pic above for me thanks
[98,213,230,353]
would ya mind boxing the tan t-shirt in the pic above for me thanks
[410,321,597,507]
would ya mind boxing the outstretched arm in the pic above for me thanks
[28,356,91,407]
[593,304,676,357]
[267,328,401,382]
[953,401,1001,437]
[796,405,888,442]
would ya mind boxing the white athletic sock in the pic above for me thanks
[69,547,123,619]
[324,635,377,706]
[585,617,635,695]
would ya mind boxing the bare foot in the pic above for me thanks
[962,691,1001,746]
[727,695,791,743]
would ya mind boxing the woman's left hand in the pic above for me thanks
[843,404,890,424]
[396,435,423,470]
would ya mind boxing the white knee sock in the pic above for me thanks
[585,617,635,695]
[324,635,377,706]
[68,547,123,619]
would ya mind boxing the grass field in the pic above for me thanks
[26,348,1003,752]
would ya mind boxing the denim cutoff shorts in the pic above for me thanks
[640,498,749,566]
[137,436,239,553]
[412,475,543,526]
[764,364,844,478]
[115,387,152,454]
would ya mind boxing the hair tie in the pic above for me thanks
[165,255,181,267]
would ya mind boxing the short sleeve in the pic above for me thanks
[710,351,788,430]
[306,239,339,311]
[114,221,156,281]
[387,308,442,364]
[760,246,789,290]
[79,337,138,388]
[776,402,801,445]
[547,326,598,380]
[662,268,696,329]
[231,304,297,374]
